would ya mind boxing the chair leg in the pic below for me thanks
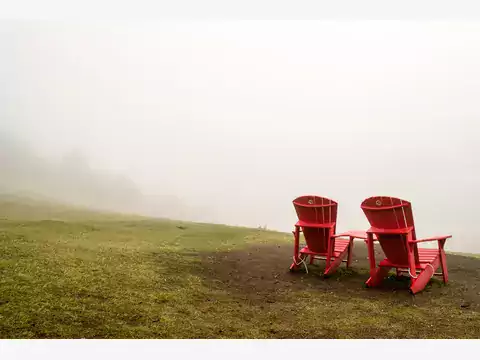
[410,256,441,294]
[289,261,298,271]
[324,247,350,276]
[346,237,354,268]
[366,233,376,278]
[365,266,391,288]
[290,226,301,271]
[439,241,449,284]
[410,264,436,294]
[290,253,307,272]
[440,251,449,284]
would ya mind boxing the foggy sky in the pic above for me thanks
[1,18,480,253]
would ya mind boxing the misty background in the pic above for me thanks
[1,19,479,253]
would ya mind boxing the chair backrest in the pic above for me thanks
[293,195,338,253]
[361,196,419,265]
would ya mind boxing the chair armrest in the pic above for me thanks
[409,235,452,243]
[332,230,374,240]
[295,220,336,229]
[367,226,414,235]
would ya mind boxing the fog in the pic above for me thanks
[1,18,479,253]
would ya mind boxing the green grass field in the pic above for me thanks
[1,195,479,338]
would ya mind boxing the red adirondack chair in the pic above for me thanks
[290,195,361,276]
[361,196,452,294]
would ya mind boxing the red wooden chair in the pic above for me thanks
[290,195,361,276]
[361,196,452,294]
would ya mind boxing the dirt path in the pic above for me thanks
[199,241,480,310]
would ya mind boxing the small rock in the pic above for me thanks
[461,302,471,309]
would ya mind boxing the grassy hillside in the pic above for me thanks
[0,196,479,338]
[0,194,147,221]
